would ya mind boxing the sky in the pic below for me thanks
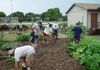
[0,0,100,16]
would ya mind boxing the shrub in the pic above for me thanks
[66,22,88,41]
[39,35,45,41]
[16,34,30,42]
[9,45,17,49]
[79,22,88,35]
[0,40,5,47]
[6,56,15,62]
[67,36,100,70]
[66,26,74,41]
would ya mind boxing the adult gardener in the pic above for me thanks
[72,22,82,44]
[8,45,35,70]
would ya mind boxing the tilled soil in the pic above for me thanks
[31,39,86,70]
[0,38,87,70]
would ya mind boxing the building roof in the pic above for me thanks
[66,3,100,14]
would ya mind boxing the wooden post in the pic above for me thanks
[1,32,3,41]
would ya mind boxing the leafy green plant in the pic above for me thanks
[16,34,29,42]
[39,35,45,41]
[66,26,74,41]
[6,56,15,62]
[67,22,88,42]
[67,36,100,70]
[79,22,88,35]
[0,40,5,47]
[9,45,17,49]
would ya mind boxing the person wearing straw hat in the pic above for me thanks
[8,45,35,70]
[52,22,59,39]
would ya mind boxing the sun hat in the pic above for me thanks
[8,49,14,55]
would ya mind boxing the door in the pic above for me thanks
[91,13,97,28]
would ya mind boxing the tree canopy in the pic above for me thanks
[0,12,6,17]
[9,11,24,18]
[62,15,67,21]
[41,8,62,21]
[0,8,67,21]
[25,12,34,19]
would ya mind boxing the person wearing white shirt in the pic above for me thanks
[52,23,59,30]
[52,22,59,39]
[8,45,35,70]
[42,24,52,43]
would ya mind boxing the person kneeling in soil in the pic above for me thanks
[8,45,35,70]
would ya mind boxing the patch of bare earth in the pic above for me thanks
[0,38,86,70]
[31,38,86,70]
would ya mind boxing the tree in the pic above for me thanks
[25,12,34,19]
[53,8,62,18]
[9,11,24,18]
[41,8,62,21]
[34,14,40,18]
[0,12,6,17]
[62,15,67,21]
[40,12,47,21]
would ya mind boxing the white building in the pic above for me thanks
[66,3,100,29]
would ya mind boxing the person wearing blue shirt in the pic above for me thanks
[72,23,82,44]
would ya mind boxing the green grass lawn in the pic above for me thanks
[4,33,17,41]
[89,35,100,41]
[0,31,30,41]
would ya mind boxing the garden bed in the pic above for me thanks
[0,49,14,70]
[0,39,87,70]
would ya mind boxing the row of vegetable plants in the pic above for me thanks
[0,32,44,62]
[0,33,29,62]
[66,24,100,70]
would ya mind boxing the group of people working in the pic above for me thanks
[30,21,59,46]
[8,21,83,70]
[8,21,59,70]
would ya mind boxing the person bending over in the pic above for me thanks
[8,45,35,70]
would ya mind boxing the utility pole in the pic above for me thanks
[9,0,13,34]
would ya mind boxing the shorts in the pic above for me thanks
[74,35,80,41]
[43,32,49,37]
[34,35,39,41]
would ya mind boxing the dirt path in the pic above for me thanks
[0,33,87,70]
[31,38,86,70]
